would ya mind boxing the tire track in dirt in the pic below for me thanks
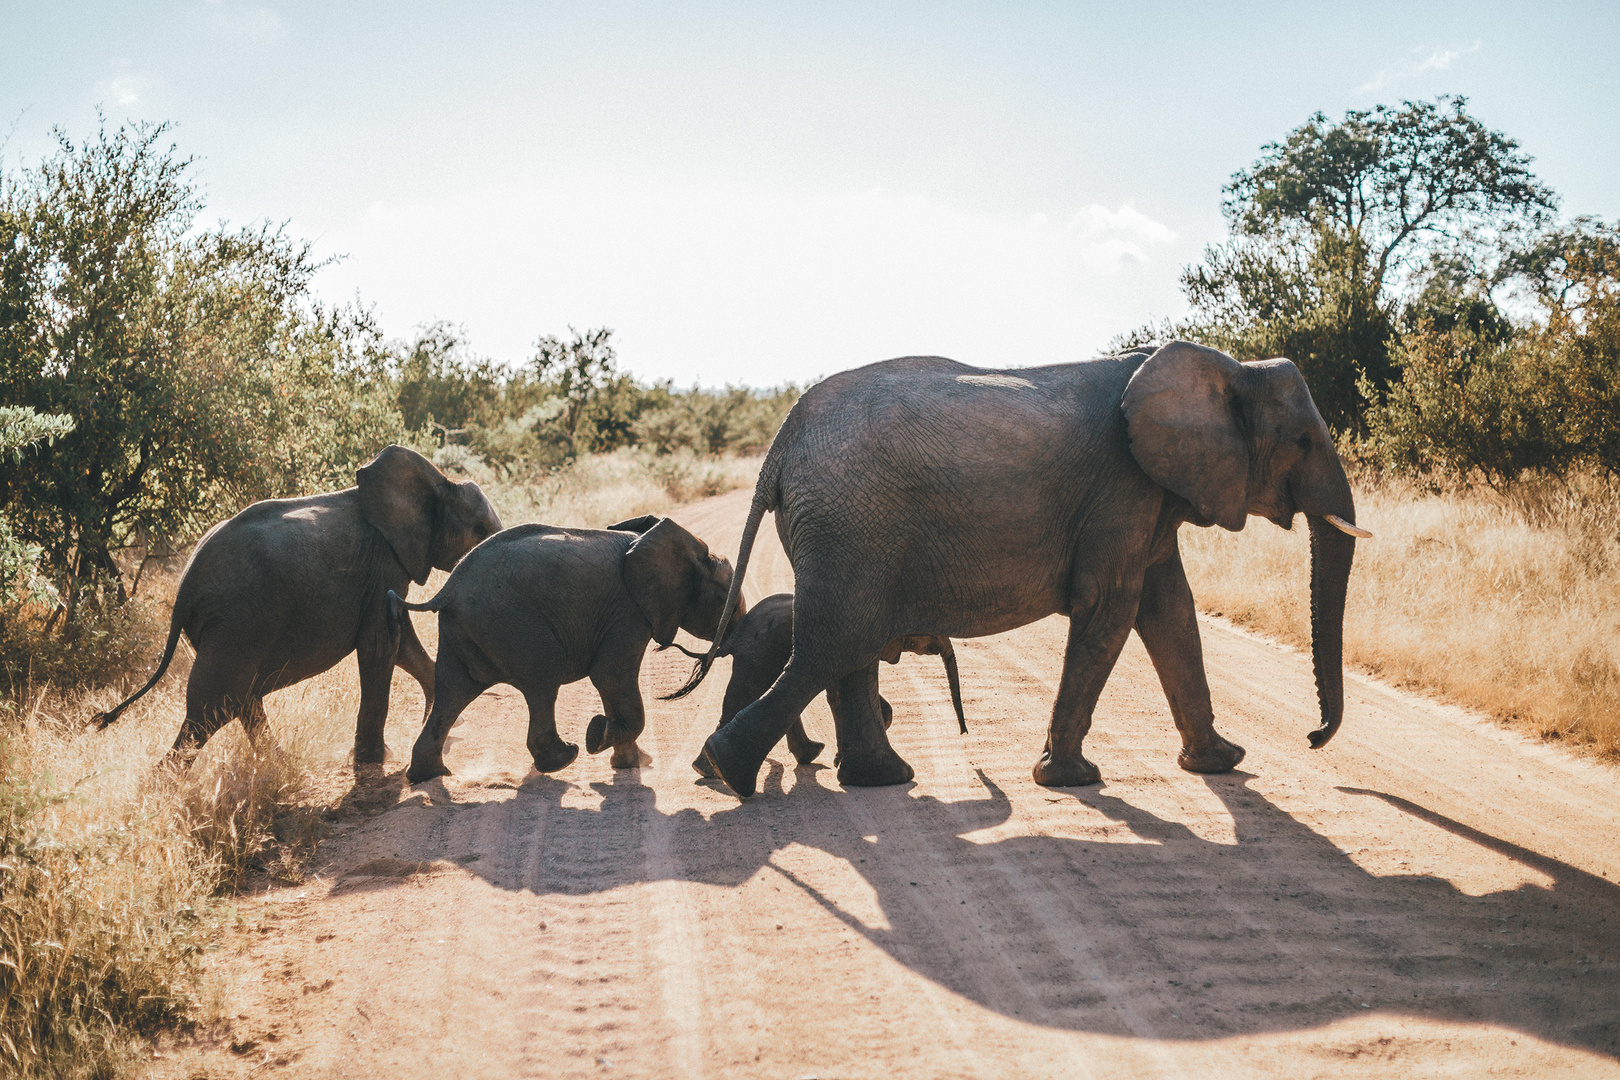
[168,487,1620,1079]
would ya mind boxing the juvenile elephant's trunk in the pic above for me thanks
[1304,515,1356,749]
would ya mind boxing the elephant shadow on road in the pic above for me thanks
[337,762,1620,1059]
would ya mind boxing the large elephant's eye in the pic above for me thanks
[1296,433,1312,454]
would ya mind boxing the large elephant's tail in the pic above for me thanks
[92,601,187,730]
[664,446,783,701]
[939,638,967,735]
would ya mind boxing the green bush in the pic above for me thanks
[0,120,404,630]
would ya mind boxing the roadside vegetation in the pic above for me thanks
[1122,96,1620,759]
[0,118,779,1078]
[4,94,1618,1074]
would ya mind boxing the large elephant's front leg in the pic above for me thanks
[1034,589,1141,787]
[1134,548,1245,774]
[825,662,912,787]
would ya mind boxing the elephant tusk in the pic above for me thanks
[1325,514,1372,539]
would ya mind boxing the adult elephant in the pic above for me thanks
[680,341,1370,799]
[94,445,503,764]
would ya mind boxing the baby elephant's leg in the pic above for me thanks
[521,681,578,773]
[588,646,651,769]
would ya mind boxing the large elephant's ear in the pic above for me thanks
[357,445,441,584]
[622,518,703,647]
[1121,341,1250,532]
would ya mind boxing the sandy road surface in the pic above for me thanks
[173,488,1620,1078]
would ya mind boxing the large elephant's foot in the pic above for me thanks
[1178,733,1245,774]
[837,744,914,788]
[692,749,720,779]
[786,720,824,765]
[1033,751,1101,787]
[700,726,768,799]
[531,738,580,773]
[353,739,388,767]
[406,745,451,785]
[610,740,652,769]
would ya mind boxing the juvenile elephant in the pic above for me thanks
[398,514,739,783]
[95,445,503,764]
[679,341,1371,799]
[693,592,966,774]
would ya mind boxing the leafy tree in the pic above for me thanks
[0,119,403,621]
[1365,220,1620,488]
[1499,215,1620,317]
[1160,97,1557,433]
[0,408,74,608]
[1227,96,1555,295]
[391,322,503,438]
[527,327,641,457]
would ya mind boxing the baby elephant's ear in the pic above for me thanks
[357,445,442,584]
[622,519,703,646]
[608,514,661,534]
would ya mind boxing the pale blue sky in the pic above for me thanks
[4,1,1617,384]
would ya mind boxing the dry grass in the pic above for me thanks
[475,447,763,527]
[0,449,762,1076]
[1180,473,1620,760]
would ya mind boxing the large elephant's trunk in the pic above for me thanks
[1304,515,1356,748]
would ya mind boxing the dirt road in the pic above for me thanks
[177,488,1620,1078]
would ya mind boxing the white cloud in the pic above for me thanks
[95,63,149,106]
[318,182,1190,383]
[1360,41,1482,93]
[1066,203,1178,265]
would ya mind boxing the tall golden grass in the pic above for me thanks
[0,449,762,1077]
[1180,472,1620,759]
[478,447,762,528]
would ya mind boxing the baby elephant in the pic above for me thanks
[397,514,740,783]
[694,592,965,775]
[94,445,502,765]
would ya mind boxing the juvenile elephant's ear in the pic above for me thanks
[622,518,703,647]
[1121,341,1250,532]
[357,445,441,584]
[607,514,661,534]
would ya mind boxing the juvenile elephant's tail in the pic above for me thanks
[387,587,446,643]
[664,446,783,701]
[92,600,187,731]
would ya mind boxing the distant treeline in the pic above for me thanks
[5,99,1620,666]
[0,120,799,638]
[1117,95,1620,494]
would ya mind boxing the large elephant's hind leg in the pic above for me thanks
[406,654,488,784]
[1034,590,1140,788]
[1134,547,1244,774]
[826,662,912,788]
[701,665,828,798]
